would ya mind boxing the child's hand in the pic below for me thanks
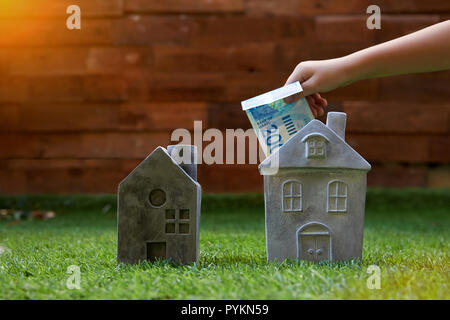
[283,20,450,118]
[284,57,354,117]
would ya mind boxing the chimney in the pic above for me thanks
[326,112,347,140]
[167,145,197,181]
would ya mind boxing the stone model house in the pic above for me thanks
[117,145,201,265]
[259,112,371,262]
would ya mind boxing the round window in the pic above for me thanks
[149,189,166,207]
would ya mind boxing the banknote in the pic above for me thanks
[241,81,314,156]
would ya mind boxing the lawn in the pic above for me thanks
[0,189,449,300]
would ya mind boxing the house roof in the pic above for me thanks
[119,146,200,188]
[259,119,371,175]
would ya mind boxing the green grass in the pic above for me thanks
[0,189,449,300]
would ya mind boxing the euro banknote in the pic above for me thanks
[241,81,314,156]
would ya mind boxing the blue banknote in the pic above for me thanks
[241,81,314,155]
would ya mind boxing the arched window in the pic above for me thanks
[328,180,348,213]
[282,180,302,213]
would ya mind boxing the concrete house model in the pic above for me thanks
[259,112,371,262]
[117,145,201,265]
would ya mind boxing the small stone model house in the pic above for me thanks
[117,145,201,265]
[259,112,371,262]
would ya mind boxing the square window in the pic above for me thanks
[179,223,189,234]
[165,223,175,234]
[165,209,175,219]
[179,209,190,220]
[306,138,326,159]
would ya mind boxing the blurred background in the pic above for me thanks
[0,0,449,194]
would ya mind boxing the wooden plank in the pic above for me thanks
[225,72,284,102]
[83,75,128,102]
[346,134,431,162]
[0,159,139,194]
[245,0,304,16]
[0,105,20,131]
[207,103,252,130]
[430,136,450,162]
[377,15,440,42]
[8,48,88,76]
[198,164,262,193]
[147,73,225,102]
[343,102,449,133]
[0,132,171,159]
[298,0,370,15]
[367,164,427,187]
[0,159,138,171]
[0,50,9,74]
[0,77,28,103]
[299,0,450,14]
[0,0,123,17]
[113,15,191,46]
[152,43,276,73]
[87,47,149,74]
[324,79,379,102]
[28,76,84,102]
[120,103,208,131]
[427,167,450,188]
[0,103,119,132]
[315,15,377,45]
[125,0,244,13]
[0,170,27,194]
[373,0,450,13]
[24,75,127,102]
[0,19,113,46]
[190,16,312,46]
[379,72,450,102]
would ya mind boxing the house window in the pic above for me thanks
[149,188,166,207]
[165,209,190,234]
[282,180,302,213]
[301,133,329,159]
[328,181,348,213]
[308,139,324,157]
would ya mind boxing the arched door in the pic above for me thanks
[297,222,332,262]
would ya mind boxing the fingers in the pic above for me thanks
[312,93,328,109]
[305,93,327,118]
[285,92,327,118]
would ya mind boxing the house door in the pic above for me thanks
[297,223,331,262]
[146,242,166,262]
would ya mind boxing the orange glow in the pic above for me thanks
[0,1,69,47]
[0,0,30,16]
